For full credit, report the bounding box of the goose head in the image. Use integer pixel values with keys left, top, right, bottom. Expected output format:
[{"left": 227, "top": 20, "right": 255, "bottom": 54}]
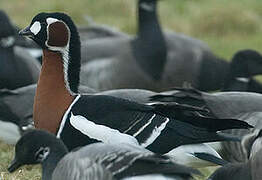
[
  {"left": 231, "top": 49, "right": 262, "bottom": 79},
  {"left": 19, "top": 12, "right": 81, "bottom": 95},
  {"left": 8, "top": 130, "right": 67, "bottom": 174},
  {"left": 19, "top": 12, "right": 78, "bottom": 51}
]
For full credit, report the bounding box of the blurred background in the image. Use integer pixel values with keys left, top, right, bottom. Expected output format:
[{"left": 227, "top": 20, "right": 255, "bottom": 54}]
[
  {"left": 0, "top": 0, "right": 262, "bottom": 179},
  {"left": 1, "top": 0, "right": 262, "bottom": 59}
]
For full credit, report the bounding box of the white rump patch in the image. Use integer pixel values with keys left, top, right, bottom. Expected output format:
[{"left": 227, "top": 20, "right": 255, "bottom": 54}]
[
  {"left": 30, "top": 21, "right": 41, "bottom": 35},
  {"left": 141, "top": 118, "right": 169, "bottom": 147},
  {"left": 70, "top": 113, "right": 139, "bottom": 145},
  {"left": 140, "top": 2, "right": 154, "bottom": 12},
  {"left": 46, "top": 17, "right": 59, "bottom": 25}
]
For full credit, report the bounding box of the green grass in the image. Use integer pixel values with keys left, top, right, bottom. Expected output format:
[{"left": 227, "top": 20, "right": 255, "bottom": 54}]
[{"left": 0, "top": 0, "right": 261, "bottom": 179}]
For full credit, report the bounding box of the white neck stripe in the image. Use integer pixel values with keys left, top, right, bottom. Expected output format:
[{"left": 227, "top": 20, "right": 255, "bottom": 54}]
[{"left": 56, "top": 94, "right": 81, "bottom": 138}]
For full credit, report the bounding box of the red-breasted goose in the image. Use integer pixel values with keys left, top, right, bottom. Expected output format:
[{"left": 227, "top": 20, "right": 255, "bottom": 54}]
[
  {"left": 19, "top": 12, "right": 252, "bottom": 154},
  {"left": 8, "top": 130, "right": 200, "bottom": 180},
  {"left": 223, "top": 49, "right": 262, "bottom": 93},
  {"left": 80, "top": 0, "right": 229, "bottom": 91},
  {"left": 0, "top": 84, "right": 226, "bottom": 167},
  {"left": 0, "top": 10, "right": 40, "bottom": 89}
]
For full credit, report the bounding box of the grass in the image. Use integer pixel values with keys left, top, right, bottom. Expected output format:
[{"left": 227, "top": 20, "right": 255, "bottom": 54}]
[{"left": 0, "top": 0, "right": 261, "bottom": 179}]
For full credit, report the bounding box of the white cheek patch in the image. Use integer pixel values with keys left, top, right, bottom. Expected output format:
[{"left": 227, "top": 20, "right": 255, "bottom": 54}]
[
  {"left": 46, "top": 17, "right": 59, "bottom": 25},
  {"left": 30, "top": 21, "right": 41, "bottom": 35}
]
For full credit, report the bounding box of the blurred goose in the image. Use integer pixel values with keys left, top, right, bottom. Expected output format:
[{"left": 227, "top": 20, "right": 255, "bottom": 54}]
[
  {"left": 79, "top": 15, "right": 129, "bottom": 41},
  {"left": 150, "top": 88, "right": 262, "bottom": 163},
  {"left": 0, "top": 10, "right": 40, "bottom": 89},
  {"left": 150, "top": 87, "right": 262, "bottom": 119},
  {"left": 8, "top": 130, "right": 200, "bottom": 180},
  {"left": 80, "top": 0, "right": 228, "bottom": 91},
  {"left": 223, "top": 49, "right": 262, "bottom": 93},
  {"left": 208, "top": 130, "right": 262, "bottom": 180},
  {"left": 19, "top": 12, "right": 252, "bottom": 161}
]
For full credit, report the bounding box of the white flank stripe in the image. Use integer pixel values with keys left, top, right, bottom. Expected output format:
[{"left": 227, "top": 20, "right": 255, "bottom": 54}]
[
  {"left": 133, "top": 114, "right": 156, "bottom": 137},
  {"left": 56, "top": 95, "right": 81, "bottom": 138},
  {"left": 70, "top": 113, "right": 139, "bottom": 146},
  {"left": 141, "top": 118, "right": 170, "bottom": 147}
]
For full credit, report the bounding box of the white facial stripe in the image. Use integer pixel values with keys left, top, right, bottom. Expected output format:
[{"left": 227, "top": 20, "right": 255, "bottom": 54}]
[
  {"left": 70, "top": 113, "right": 139, "bottom": 145},
  {"left": 30, "top": 21, "right": 41, "bottom": 35},
  {"left": 46, "top": 17, "right": 59, "bottom": 25},
  {"left": 140, "top": 2, "right": 154, "bottom": 12}
]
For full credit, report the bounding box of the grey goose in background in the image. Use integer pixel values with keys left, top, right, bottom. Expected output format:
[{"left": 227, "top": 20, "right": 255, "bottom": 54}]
[
  {"left": 208, "top": 129, "right": 262, "bottom": 180},
  {"left": 0, "top": 10, "right": 40, "bottom": 89},
  {"left": 78, "top": 14, "right": 129, "bottom": 41},
  {"left": 223, "top": 49, "right": 262, "bottom": 93},
  {"left": 8, "top": 130, "right": 200, "bottom": 180},
  {"left": 150, "top": 88, "right": 262, "bottom": 163},
  {"left": 80, "top": 0, "right": 229, "bottom": 92}
]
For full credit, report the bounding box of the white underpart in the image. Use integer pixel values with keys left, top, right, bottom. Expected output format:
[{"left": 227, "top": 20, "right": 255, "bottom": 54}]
[
  {"left": 133, "top": 114, "right": 156, "bottom": 137},
  {"left": 0, "top": 120, "right": 20, "bottom": 144},
  {"left": 70, "top": 113, "right": 139, "bottom": 145},
  {"left": 0, "top": 36, "right": 15, "bottom": 47},
  {"left": 57, "top": 95, "right": 81, "bottom": 138},
  {"left": 141, "top": 118, "right": 169, "bottom": 147},
  {"left": 166, "top": 143, "right": 222, "bottom": 168},
  {"left": 30, "top": 21, "right": 41, "bottom": 35},
  {"left": 122, "top": 174, "right": 175, "bottom": 180},
  {"left": 45, "top": 18, "right": 75, "bottom": 95},
  {"left": 140, "top": 2, "right": 154, "bottom": 12},
  {"left": 236, "top": 77, "right": 250, "bottom": 83}
]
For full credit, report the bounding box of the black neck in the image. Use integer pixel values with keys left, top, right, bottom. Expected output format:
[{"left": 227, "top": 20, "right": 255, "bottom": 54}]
[
  {"left": 132, "top": 0, "right": 167, "bottom": 80},
  {"left": 59, "top": 14, "right": 81, "bottom": 95},
  {"left": 42, "top": 145, "right": 68, "bottom": 180},
  {"left": 137, "top": 0, "right": 162, "bottom": 40},
  {"left": 223, "top": 56, "right": 250, "bottom": 91}
]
